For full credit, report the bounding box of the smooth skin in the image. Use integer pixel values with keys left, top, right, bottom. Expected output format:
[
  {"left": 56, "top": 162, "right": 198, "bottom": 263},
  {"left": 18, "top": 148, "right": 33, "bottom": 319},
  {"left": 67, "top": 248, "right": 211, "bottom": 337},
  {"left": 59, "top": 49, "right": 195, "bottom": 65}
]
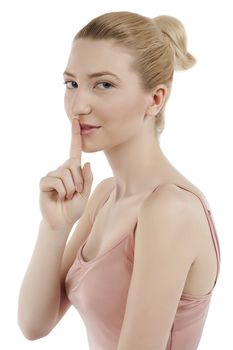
[
  {"left": 18, "top": 117, "right": 96, "bottom": 339},
  {"left": 63, "top": 38, "right": 186, "bottom": 204},
  {"left": 18, "top": 38, "right": 217, "bottom": 345},
  {"left": 39, "top": 118, "right": 93, "bottom": 229}
]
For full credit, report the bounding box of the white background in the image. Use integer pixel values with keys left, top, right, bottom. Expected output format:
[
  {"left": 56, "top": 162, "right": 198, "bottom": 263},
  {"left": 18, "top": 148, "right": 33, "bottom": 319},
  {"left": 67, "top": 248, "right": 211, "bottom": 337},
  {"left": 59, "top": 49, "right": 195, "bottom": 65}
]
[{"left": 0, "top": 0, "right": 231, "bottom": 349}]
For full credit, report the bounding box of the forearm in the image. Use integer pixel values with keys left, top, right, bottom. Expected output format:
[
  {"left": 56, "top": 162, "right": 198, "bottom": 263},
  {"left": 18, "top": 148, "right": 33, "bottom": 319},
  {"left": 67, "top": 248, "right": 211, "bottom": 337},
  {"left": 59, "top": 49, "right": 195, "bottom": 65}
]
[{"left": 17, "top": 220, "right": 72, "bottom": 339}]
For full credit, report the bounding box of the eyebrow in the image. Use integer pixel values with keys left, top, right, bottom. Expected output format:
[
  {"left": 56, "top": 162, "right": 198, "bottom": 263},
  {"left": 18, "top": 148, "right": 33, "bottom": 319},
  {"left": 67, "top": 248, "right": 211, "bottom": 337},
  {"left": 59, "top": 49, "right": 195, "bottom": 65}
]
[{"left": 63, "top": 70, "right": 121, "bottom": 82}]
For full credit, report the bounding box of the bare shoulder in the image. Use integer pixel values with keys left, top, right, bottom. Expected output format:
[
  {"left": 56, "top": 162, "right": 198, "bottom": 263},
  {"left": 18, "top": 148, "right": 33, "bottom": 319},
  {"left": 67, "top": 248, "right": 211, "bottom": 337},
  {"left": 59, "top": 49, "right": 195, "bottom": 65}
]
[
  {"left": 142, "top": 183, "right": 207, "bottom": 217},
  {"left": 89, "top": 176, "right": 115, "bottom": 222},
  {"left": 136, "top": 183, "right": 202, "bottom": 260},
  {"left": 138, "top": 183, "right": 206, "bottom": 247},
  {"left": 141, "top": 183, "right": 193, "bottom": 211}
]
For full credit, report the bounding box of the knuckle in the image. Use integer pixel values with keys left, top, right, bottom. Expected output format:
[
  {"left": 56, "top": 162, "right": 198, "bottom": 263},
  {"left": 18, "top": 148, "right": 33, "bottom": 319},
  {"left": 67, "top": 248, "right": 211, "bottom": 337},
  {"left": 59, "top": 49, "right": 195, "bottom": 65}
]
[
  {"left": 54, "top": 177, "right": 61, "bottom": 184},
  {"left": 61, "top": 168, "right": 71, "bottom": 176},
  {"left": 40, "top": 176, "right": 49, "bottom": 186},
  {"left": 69, "top": 165, "right": 82, "bottom": 183},
  {"left": 57, "top": 159, "right": 70, "bottom": 170},
  {"left": 58, "top": 184, "right": 66, "bottom": 199}
]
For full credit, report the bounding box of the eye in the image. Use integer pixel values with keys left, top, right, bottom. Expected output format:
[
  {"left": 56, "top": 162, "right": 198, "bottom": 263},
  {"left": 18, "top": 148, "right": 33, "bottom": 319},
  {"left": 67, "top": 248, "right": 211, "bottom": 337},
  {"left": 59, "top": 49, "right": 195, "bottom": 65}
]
[
  {"left": 63, "top": 81, "right": 77, "bottom": 89},
  {"left": 63, "top": 80, "right": 114, "bottom": 90},
  {"left": 95, "top": 81, "right": 114, "bottom": 90}
]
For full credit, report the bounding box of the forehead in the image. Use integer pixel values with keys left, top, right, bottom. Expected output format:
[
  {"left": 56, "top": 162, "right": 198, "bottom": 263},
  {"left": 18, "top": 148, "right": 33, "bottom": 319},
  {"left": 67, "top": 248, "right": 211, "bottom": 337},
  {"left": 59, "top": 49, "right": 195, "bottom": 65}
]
[{"left": 66, "top": 39, "right": 135, "bottom": 77}]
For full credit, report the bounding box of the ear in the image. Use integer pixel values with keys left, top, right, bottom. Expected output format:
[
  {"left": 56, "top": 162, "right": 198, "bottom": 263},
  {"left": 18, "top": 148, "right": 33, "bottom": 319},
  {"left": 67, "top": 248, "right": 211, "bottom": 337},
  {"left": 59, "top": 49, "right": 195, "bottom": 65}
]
[{"left": 145, "top": 84, "right": 169, "bottom": 117}]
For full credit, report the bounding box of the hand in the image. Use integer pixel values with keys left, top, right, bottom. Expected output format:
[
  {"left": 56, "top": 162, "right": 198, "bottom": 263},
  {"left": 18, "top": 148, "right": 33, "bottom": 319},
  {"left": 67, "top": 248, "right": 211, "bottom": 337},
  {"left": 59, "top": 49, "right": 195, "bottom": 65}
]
[{"left": 39, "top": 118, "right": 93, "bottom": 230}]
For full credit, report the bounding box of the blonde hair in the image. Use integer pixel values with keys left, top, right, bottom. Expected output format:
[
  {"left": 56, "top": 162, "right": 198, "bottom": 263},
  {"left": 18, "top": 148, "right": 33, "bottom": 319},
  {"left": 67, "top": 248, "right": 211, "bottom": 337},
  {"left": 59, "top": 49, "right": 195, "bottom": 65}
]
[{"left": 73, "top": 11, "right": 196, "bottom": 139}]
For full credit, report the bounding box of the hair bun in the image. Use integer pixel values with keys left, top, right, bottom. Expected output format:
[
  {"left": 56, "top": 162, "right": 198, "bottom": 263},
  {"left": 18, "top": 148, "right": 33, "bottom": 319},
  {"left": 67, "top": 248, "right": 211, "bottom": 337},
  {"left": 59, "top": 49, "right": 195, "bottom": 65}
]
[{"left": 153, "top": 15, "right": 197, "bottom": 71}]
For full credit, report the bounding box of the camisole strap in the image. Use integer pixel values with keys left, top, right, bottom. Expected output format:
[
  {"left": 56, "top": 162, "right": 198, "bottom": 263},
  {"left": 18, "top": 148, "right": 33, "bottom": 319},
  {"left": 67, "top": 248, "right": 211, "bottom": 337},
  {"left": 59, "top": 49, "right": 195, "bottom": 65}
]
[
  {"left": 92, "top": 181, "right": 221, "bottom": 287},
  {"left": 154, "top": 183, "right": 221, "bottom": 286}
]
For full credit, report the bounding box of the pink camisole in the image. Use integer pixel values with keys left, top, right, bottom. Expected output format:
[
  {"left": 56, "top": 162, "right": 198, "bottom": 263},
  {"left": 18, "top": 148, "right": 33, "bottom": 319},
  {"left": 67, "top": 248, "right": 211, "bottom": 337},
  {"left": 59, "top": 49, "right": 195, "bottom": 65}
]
[{"left": 65, "top": 183, "right": 221, "bottom": 350}]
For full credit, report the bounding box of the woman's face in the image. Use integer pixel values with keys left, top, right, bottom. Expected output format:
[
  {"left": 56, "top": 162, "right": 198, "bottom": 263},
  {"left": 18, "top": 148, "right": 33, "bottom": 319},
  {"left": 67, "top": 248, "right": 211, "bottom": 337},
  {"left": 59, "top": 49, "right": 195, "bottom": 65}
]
[{"left": 63, "top": 38, "right": 156, "bottom": 152}]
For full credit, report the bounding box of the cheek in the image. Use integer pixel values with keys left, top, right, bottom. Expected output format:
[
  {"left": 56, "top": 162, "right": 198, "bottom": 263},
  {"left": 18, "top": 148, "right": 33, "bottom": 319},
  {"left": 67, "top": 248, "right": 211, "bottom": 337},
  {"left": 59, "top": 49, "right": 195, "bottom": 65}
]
[
  {"left": 112, "top": 97, "right": 145, "bottom": 126},
  {"left": 107, "top": 104, "right": 142, "bottom": 140}
]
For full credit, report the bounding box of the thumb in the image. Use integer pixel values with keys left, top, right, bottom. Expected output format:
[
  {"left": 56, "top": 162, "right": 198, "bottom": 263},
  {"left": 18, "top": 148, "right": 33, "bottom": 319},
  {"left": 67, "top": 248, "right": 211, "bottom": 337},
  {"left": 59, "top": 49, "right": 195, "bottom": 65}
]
[{"left": 82, "top": 162, "right": 93, "bottom": 194}]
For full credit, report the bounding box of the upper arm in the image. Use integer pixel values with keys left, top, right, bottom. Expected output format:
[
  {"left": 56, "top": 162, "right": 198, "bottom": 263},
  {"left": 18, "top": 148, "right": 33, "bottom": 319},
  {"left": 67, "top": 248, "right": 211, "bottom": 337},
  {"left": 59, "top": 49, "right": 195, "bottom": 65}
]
[
  {"left": 52, "top": 177, "right": 115, "bottom": 329},
  {"left": 117, "top": 184, "right": 199, "bottom": 350}
]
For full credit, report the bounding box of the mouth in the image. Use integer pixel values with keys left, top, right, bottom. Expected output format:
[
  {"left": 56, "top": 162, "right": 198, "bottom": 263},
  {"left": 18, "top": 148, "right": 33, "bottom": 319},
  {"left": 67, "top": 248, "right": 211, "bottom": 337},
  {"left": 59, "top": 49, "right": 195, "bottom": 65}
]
[
  {"left": 80, "top": 124, "right": 101, "bottom": 130},
  {"left": 80, "top": 126, "right": 101, "bottom": 135}
]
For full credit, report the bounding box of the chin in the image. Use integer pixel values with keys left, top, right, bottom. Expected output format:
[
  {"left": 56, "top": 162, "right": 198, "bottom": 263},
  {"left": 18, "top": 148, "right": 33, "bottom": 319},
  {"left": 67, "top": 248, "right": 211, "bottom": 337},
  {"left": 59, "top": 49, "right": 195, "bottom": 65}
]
[{"left": 81, "top": 143, "right": 103, "bottom": 153}]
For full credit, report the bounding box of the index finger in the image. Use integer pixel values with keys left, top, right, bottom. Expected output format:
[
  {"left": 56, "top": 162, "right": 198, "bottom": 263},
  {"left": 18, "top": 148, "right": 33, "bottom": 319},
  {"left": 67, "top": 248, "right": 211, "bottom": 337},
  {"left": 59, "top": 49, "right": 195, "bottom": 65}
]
[{"left": 70, "top": 118, "right": 82, "bottom": 161}]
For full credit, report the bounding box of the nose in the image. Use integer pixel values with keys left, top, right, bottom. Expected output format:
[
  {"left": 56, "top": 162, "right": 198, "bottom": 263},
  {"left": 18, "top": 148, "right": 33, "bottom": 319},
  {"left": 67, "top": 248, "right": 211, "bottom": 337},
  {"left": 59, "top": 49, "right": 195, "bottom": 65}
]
[{"left": 72, "top": 88, "right": 92, "bottom": 115}]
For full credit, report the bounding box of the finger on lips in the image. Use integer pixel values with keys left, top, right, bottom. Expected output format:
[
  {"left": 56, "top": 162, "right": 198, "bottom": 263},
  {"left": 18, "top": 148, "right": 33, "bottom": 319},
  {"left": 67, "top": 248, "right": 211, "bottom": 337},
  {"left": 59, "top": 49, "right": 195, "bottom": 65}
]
[{"left": 70, "top": 118, "right": 82, "bottom": 160}]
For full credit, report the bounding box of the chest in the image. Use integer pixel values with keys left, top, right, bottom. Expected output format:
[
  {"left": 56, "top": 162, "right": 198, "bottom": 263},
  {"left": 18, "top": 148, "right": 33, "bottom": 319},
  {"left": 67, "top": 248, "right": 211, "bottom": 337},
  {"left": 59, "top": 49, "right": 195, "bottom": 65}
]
[
  {"left": 82, "top": 198, "right": 141, "bottom": 262},
  {"left": 81, "top": 189, "right": 218, "bottom": 296}
]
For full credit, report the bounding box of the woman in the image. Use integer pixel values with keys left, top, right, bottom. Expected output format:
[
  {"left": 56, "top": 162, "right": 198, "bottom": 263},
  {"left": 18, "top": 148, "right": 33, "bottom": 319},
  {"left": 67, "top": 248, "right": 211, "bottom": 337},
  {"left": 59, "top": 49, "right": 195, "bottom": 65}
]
[{"left": 18, "top": 11, "right": 221, "bottom": 350}]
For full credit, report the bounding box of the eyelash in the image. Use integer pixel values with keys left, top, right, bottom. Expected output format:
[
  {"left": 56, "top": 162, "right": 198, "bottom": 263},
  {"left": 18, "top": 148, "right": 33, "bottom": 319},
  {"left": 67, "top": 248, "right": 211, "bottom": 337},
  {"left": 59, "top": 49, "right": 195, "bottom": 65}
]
[{"left": 63, "top": 80, "right": 114, "bottom": 90}]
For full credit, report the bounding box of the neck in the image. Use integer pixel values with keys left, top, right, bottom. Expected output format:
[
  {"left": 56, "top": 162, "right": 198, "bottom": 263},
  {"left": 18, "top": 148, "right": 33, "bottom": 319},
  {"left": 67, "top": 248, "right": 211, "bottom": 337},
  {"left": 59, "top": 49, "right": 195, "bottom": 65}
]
[{"left": 104, "top": 131, "right": 176, "bottom": 202}]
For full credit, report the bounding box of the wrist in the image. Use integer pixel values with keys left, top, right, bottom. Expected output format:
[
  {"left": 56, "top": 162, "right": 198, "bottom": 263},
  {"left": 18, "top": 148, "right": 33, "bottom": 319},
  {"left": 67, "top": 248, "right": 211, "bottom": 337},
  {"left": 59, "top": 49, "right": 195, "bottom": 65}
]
[{"left": 39, "top": 219, "right": 73, "bottom": 235}]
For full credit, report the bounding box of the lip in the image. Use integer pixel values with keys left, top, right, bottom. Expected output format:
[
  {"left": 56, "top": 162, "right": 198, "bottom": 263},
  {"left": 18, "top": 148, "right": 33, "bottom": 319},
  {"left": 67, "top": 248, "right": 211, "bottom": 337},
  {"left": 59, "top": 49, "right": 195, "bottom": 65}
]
[
  {"left": 81, "top": 126, "right": 101, "bottom": 136},
  {"left": 80, "top": 123, "right": 101, "bottom": 129}
]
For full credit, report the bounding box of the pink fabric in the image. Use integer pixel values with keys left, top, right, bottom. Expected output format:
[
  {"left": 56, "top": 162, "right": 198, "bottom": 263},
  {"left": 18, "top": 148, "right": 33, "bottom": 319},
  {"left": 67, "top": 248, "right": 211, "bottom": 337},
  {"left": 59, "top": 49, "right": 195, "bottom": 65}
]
[{"left": 65, "top": 184, "right": 221, "bottom": 350}]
